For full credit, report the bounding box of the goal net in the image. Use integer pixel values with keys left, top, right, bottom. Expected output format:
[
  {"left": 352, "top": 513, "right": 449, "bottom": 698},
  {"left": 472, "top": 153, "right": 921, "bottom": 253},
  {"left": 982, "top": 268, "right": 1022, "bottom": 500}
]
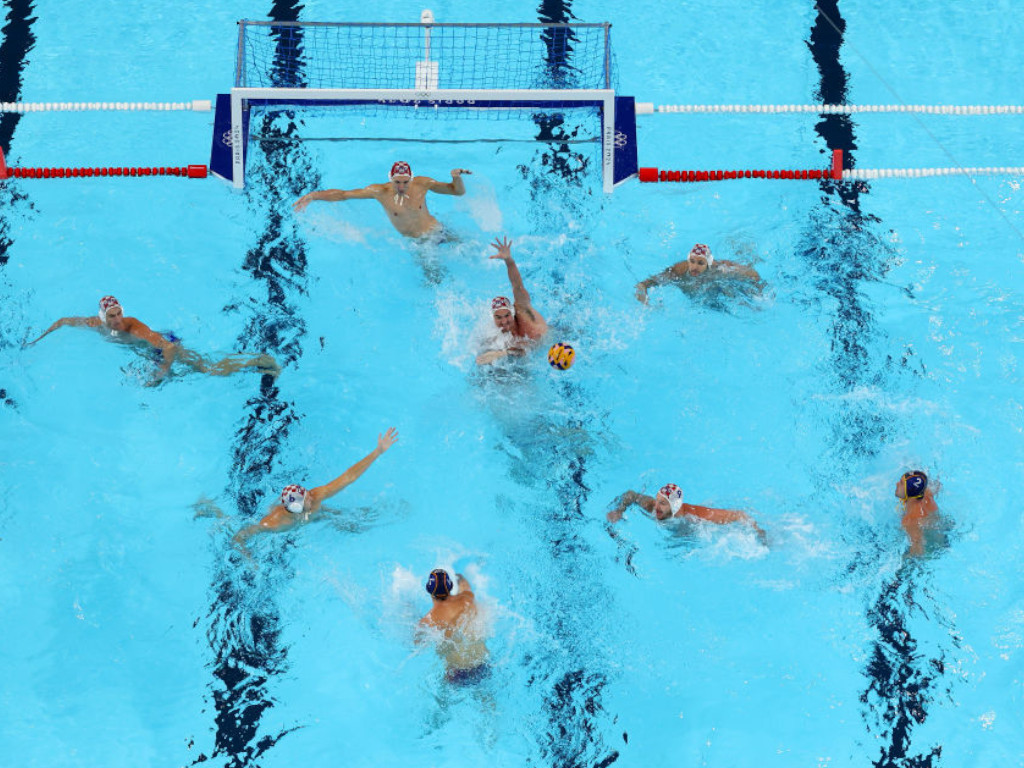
[{"left": 220, "top": 17, "right": 632, "bottom": 191}]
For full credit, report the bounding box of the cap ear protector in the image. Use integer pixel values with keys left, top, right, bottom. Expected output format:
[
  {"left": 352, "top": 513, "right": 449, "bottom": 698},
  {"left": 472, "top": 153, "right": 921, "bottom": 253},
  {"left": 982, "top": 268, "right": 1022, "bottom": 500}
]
[{"left": 426, "top": 568, "right": 453, "bottom": 598}]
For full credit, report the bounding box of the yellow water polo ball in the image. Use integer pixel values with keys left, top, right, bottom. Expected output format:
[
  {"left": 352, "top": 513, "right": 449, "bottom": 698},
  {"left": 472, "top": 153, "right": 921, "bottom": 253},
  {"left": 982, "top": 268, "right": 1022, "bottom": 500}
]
[{"left": 547, "top": 342, "right": 576, "bottom": 370}]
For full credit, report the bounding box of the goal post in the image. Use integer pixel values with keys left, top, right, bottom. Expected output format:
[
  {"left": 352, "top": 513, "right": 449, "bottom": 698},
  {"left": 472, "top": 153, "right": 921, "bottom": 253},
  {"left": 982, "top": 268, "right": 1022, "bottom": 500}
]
[{"left": 216, "top": 16, "right": 635, "bottom": 192}]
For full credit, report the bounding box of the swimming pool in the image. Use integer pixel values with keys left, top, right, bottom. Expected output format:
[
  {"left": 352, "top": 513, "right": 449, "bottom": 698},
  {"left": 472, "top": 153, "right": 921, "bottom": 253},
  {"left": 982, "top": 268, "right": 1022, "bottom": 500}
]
[{"left": 2, "top": 0, "right": 1023, "bottom": 766}]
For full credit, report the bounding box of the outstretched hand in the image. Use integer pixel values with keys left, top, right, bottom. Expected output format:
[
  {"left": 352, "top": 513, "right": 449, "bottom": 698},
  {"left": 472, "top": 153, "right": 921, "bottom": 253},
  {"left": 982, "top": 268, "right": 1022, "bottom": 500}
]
[
  {"left": 292, "top": 193, "right": 315, "bottom": 213},
  {"left": 377, "top": 427, "right": 399, "bottom": 454},
  {"left": 451, "top": 168, "right": 473, "bottom": 177},
  {"left": 489, "top": 236, "right": 513, "bottom": 262},
  {"left": 634, "top": 283, "right": 649, "bottom": 304},
  {"left": 607, "top": 508, "right": 624, "bottom": 523}
]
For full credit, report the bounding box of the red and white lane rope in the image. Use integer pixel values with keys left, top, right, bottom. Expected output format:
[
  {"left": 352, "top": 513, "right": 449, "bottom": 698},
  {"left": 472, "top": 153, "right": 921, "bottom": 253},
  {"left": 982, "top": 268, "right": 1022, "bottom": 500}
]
[
  {"left": 639, "top": 151, "right": 1024, "bottom": 183},
  {"left": 637, "top": 103, "right": 1024, "bottom": 115},
  {"left": 0, "top": 100, "right": 212, "bottom": 112}
]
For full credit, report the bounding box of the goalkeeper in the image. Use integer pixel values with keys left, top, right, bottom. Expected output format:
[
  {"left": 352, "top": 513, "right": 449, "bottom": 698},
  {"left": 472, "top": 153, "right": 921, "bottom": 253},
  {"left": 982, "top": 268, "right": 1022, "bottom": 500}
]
[{"left": 293, "top": 161, "right": 471, "bottom": 239}]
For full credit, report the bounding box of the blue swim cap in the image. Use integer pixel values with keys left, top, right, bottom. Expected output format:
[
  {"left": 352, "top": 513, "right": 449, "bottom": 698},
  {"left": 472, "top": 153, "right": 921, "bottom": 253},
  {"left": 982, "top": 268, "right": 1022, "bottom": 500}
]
[
  {"left": 426, "top": 569, "right": 453, "bottom": 598},
  {"left": 903, "top": 471, "right": 927, "bottom": 499}
]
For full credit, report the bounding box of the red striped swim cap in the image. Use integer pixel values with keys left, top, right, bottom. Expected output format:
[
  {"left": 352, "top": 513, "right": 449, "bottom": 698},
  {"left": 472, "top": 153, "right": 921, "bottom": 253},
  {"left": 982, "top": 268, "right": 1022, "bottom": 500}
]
[{"left": 389, "top": 161, "right": 412, "bottom": 180}]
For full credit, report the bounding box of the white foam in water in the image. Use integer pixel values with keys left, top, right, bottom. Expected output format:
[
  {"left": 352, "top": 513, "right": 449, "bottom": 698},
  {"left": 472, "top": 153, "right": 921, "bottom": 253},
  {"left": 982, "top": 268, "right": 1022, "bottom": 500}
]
[
  {"left": 380, "top": 564, "right": 425, "bottom": 641},
  {"left": 456, "top": 175, "right": 503, "bottom": 233},
  {"left": 433, "top": 289, "right": 512, "bottom": 370},
  {"left": 300, "top": 209, "right": 376, "bottom": 246}
]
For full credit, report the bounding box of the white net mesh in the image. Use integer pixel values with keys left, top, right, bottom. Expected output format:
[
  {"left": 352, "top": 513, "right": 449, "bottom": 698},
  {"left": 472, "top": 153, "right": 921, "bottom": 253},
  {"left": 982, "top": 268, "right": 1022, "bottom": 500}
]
[{"left": 236, "top": 21, "right": 614, "bottom": 91}]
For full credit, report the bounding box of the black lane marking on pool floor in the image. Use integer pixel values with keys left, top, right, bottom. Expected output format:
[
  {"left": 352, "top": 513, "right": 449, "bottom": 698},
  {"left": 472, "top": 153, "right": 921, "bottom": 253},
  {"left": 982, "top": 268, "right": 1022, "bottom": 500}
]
[
  {"left": 192, "top": 1, "right": 317, "bottom": 765},
  {"left": 485, "top": 4, "right": 620, "bottom": 767},
  {"left": 808, "top": 4, "right": 951, "bottom": 767},
  {"left": 0, "top": 0, "right": 36, "bottom": 410},
  {"left": 520, "top": 0, "right": 592, "bottom": 188},
  {"left": 0, "top": 0, "right": 35, "bottom": 159}
]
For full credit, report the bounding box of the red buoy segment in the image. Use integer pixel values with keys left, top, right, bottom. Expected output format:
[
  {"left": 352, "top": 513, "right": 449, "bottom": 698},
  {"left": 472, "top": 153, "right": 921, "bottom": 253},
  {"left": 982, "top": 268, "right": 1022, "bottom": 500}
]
[
  {"left": 639, "top": 150, "right": 847, "bottom": 184},
  {"left": 1, "top": 161, "right": 209, "bottom": 180}
]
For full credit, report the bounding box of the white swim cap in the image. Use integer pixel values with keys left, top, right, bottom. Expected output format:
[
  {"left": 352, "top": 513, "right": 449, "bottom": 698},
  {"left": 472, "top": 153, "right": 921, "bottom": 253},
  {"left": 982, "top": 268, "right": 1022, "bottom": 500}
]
[
  {"left": 689, "top": 244, "right": 713, "bottom": 267},
  {"left": 98, "top": 295, "right": 122, "bottom": 322},
  {"left": 280, "top": 484, "right": 308, "bottom": 514},
  {"left": 657, "top": 483, "right": 684, "bottom": 515}
]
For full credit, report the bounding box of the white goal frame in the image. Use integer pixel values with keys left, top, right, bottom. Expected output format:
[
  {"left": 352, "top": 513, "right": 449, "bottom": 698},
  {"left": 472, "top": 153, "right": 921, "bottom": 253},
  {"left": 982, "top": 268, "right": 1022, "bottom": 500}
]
[{"left": 230, "top": 87, "right": 617, "bottom": 192}]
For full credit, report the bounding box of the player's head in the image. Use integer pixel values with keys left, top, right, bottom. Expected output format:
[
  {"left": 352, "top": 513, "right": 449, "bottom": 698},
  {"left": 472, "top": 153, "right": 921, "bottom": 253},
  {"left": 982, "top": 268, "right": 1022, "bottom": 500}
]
[
  {"left": 491, "top": 296, "right": 515, "bottom": 332},
  {"left": 426, "top": 568, "right": 453, "bottom": 599},
  {"left": 98, "top": 295, "right": 126, "bottom": 330},
  {"left": 654, "top": 483, "right": 683, "bottom": 520},
  {"left": 280, "top": 484, "right": 309, "bottom": 514},
  {"left": 896, "top": 471, "right": 927, "bottom": 501},
  {"left": 389, "top": 161, "right": 413, "bottom": 191},
  {"left": 686, "top": 244, "right": 714, "bottom": 275}
]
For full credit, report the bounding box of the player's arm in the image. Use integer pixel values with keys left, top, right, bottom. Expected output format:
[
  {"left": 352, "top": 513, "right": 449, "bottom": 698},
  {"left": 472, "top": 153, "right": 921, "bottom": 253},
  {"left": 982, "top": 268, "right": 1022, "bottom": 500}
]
[
  {"left": 293, "top": 185, "right": 380, "bottom": 211},
  {"left": 475, "top": 346, "right": 527, "bottom": 366},
  {"left": 26, "top": 316, "right": 99, "bottom": 345},
  {"left": 231, "top": 523, "right": 266, "bottom": 559},
  {"left": 901, "top": 514, "right": 926, "bottom": 557},
  {"left": 489, "top": 237, "right": 541, "bottom": 318},
  {"left": 607, "top": 490, "right": 653, "bottom": 522},
  {"left": 635, "top": 268, "right": 678, "bottom": 303},
  {"left": 127, "top": 319, "right": 178, "bottom": 377},
  {"left": 682, "top": 503, "right": 749, "bottom": 525},
  {"left": 455, "top": 573, "right": 473, "bottom": 597},
  {"left": 307, "top": 428, "right": 399, "bottom": 505},
  {"left": 718, "top": 259, "right": 761, "bottom": 281},
  {"left": 425, "top": 168, "right": 471, "bottom": 196}
]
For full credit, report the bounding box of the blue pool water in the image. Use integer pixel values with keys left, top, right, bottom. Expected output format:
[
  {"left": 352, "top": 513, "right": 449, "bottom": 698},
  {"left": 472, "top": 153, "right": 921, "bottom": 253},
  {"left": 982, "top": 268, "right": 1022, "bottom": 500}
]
[{"left": 2, "top": 1, "right": 1023, "bottom": 767}]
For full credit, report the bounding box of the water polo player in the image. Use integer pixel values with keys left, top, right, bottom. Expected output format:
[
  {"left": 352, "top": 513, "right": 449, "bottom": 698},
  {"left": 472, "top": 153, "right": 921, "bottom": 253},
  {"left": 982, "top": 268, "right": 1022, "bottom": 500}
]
[
  {"left": 293, "top": 161, "right": 471, "bottom": 239},
  {"left": 635, "top": 243, "right": 761, "bottom": 303},
  {"left": 476, "top": 236, "right": 549, "bottom": 365},
  {"left": 895, "top": 470, "right": 940, "bottom": 557},
  {"left": 232, "top": 427, "right": 398, "bottom": 557},
  {"left": 28, "top": 295, "right": 280, "bottom": 384},
  {"left": 418, "top": 568, "right": 490, "bottom": 686},
  {"left": 607, "top": 482, "right": 766, "bottom": 541}
]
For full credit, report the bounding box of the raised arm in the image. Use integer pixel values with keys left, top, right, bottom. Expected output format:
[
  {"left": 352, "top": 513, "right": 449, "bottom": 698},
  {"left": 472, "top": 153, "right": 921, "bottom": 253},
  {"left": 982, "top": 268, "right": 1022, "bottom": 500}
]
[
  {"left": 26, "top": 316, "right": 99, "bottom": 345},
  {"left": 490, "top": 237, "right": 534, "bottom": 308},
  {"left": 308, "top": 427, "right": 399, "bottom": 505},
  {"left": 293, "top": 185, "right": 380, "bottom": 212},
  {"left": 425, "top": 168, "right": 472, "bottom": 196}
]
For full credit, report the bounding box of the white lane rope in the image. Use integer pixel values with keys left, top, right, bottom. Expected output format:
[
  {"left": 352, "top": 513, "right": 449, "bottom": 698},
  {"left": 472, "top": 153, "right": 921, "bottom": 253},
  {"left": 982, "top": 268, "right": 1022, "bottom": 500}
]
[
  {"left": 637, "top": 103, "right": 1024, "bottom": 115},
  {"left": 0, "top": 100, "right": 212, "bottom": 112}
]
